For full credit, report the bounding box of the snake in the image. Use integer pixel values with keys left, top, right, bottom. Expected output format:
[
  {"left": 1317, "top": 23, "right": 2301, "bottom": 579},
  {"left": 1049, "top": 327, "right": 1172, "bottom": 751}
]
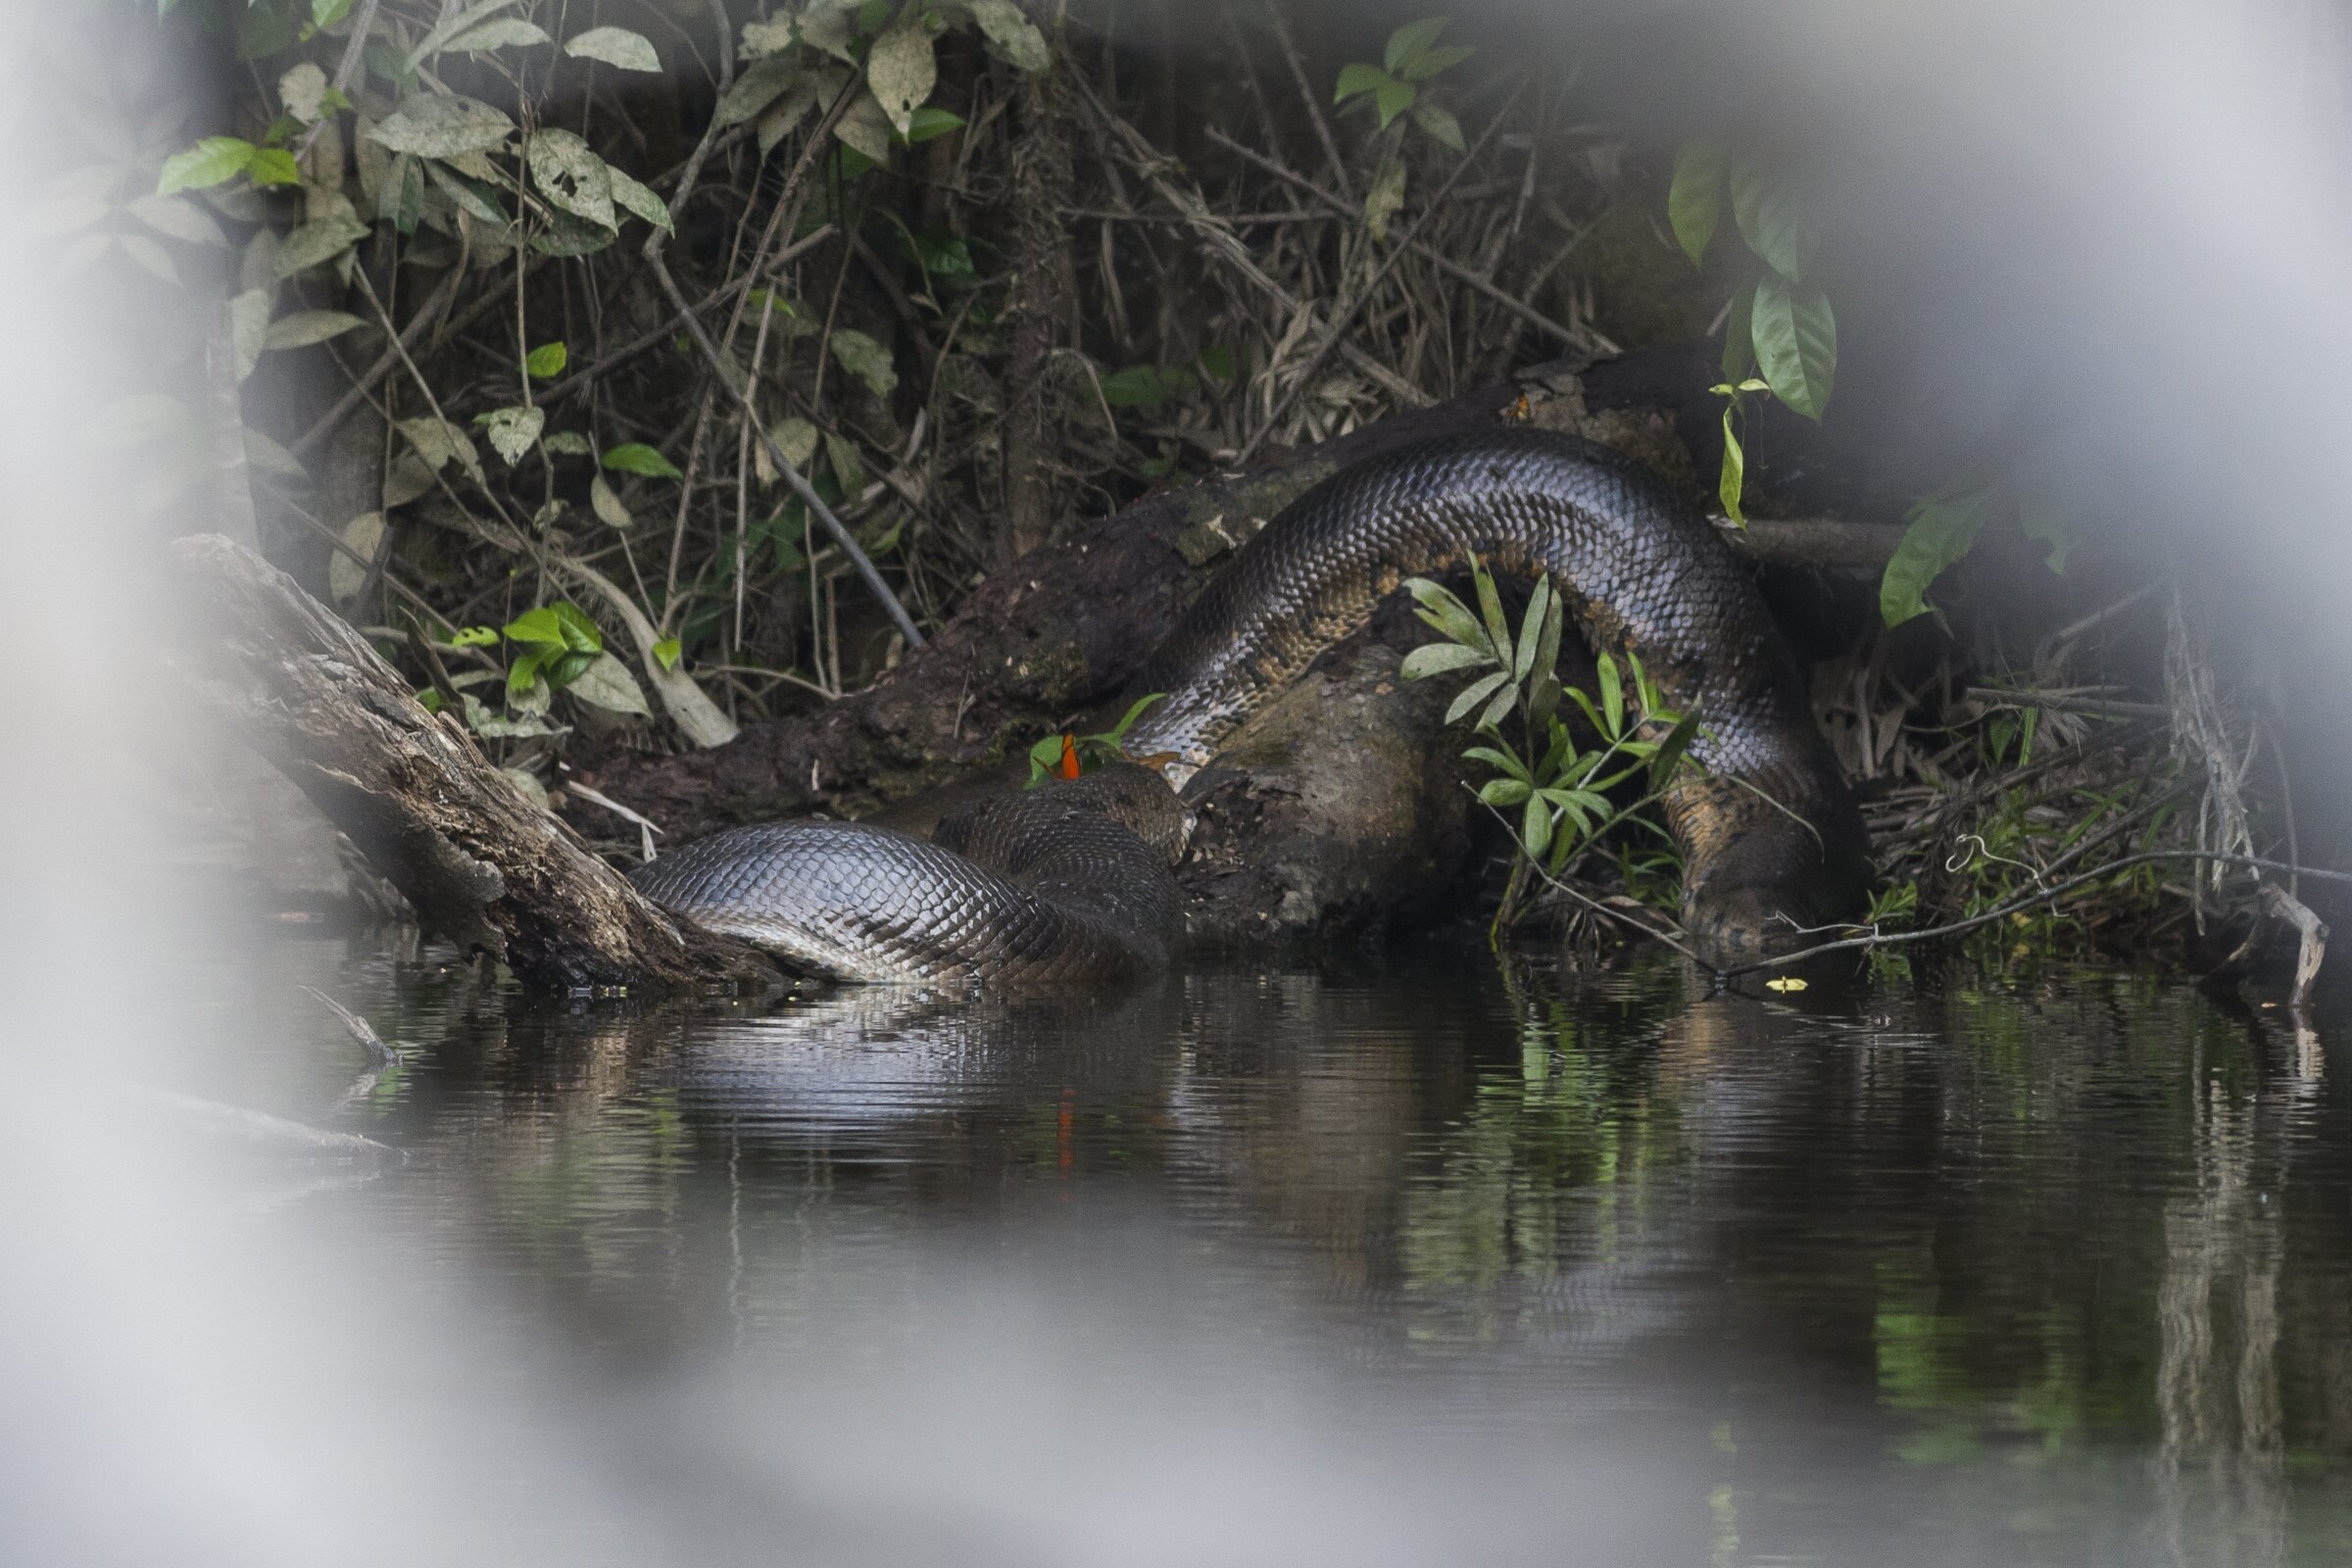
[{"left": 630, "top": 427, "right": 1871, "bottom": 982}]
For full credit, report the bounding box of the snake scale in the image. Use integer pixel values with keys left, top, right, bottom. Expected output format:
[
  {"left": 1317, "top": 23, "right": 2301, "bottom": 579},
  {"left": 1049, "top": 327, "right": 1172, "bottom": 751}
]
[{"left": 631, "top": 428, "right": 1871, "bottom": 981}]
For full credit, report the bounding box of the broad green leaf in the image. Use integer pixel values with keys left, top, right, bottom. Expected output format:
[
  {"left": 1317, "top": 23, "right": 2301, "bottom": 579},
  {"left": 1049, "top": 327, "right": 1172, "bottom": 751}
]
[
  {"left": 1749, "top": 272, "right": 1836, "bottom": 420},
  {"left": 367, "top": 95, "right": 515, "bottom": 159},
  {"left": 446, "top": 18, "right": 551, "bottom": 53},
  {"left": 1373, "top": 78, "right": 1417, "bottom": 129},
  {"left": 757, "top": 71, "right": 827, "bottom": 155},
  {"left": 1668, "top": 137, "right": 1725, "bottom": 267},
  {"left": 1445, "top": 669, "right": 1511, "bottom": 726},
  {"left": 865, "top": 17, "right": 936, "bottom": 136},
  {"left": 1399, "top": 43, "right": 1472, "bottom": 81},
  {"left": 542, "top": 432, "right": 591, "bottom": 456},
  {"left": 715, "top": 54, "right": 801, "bottom": 127},
  {"left": 1648, "top": 709, "right": 1704, "bottom": 793},
  {"left": 476, "top": 405, "right": 544, "bottom": 466},
  {"left": 424, "top": 161, "right": 507, "bottom": 223},
  {"left": 828, "top": 328, "right": 898, "bottom": 399},
  {"left": 246, "top": 148, "right": 301, "bottom": 187},
  {"left": 273, "top": 214, "right": 368, "bottom": 277},
  {"left": 527, "top": 128, "right": 616, "bottom": 229},
  {"left": 503, "top": 609, "right": 564, "bottom": 649},
  {"left": 1479, "top": 778, "right": 1532, "bottom": 807},
  {"left": 451, "top": 626, "right": 501, "bottom": 648},
  {"left": 525, "top": 341, "right": 567, "bottom": 378},
  {"left": 1880, "top": 482, "right": 1992, "bottom": 627},
  {"left": 279, "top": 62, "right": 329, "bottom": 123},
  {"left": 833, "top": 90, "right": 896, "bottom": 165},
  {"left": 1471, "top": 561, "right": 1510, "bottom": 650},
  {"left": 1729, "top": 151, "right": 1817, "bottom": 280},
  {"left": 1409, "top": 102, "right": 1464, "bottom": 153},
  {"left": 406, "top": 0, "right": 521, "bottom": 65},
  {"left": 564, "top": 25, "right": 662, "bottom": 73},
  {"left": 589, "top": 473, "right": 633, "bottom": 528},
  {"left": 120, "top": 234, "right": 176, "bottom": 283},
  {"left": 264, "top": 310, "right": 368, "bottom": 350},
  {"left": 1477, "top": 680, "right": 1518, "bottom": 732},
  {"left": 397, "top": 416, "right": 485, "bottom": 483},
  {"left": 1400, "top": 642, "right": 1491, "bottom": 680},
  {"left": 226, "top": 287, "right": 271, "bottom": 383},
  {"left": 823, "top": 429, "right": 865, "bottom": 497},
  {"left": 603, "top": 442, "right": 683, "bottom": 479},
  {"left": 158, "top": 137, "right": 255, "bottom": 195},
  {"left": 1409, "top": 594, "right": 1489, "bottom": 657},
  {"left": 606, "top": 166, "right": 673, "bottom": 233},
  {"left": 1334, "top": 62, "right": 1390, "bottom": 104},
  {"left": 549, "top": 601, "right": 604, "bottom": 654},
  {"left": 902, "top": 106, "right": 966, "bottom": 144},
  {"left": 652, "top": 638, "right": 682, "bottom": 671},
  {"left": 968, "top": 0, "right": 1051, "bottom": 72},
  {"left": 565, "top": 653, "right": 651, "bottom": 716},
  {"left": 768, "top": 416, "right": 820, "bottom": 472},
  {"left": 1386, "top": 18, "right": 1449, "bottom": 74},
  {"left": 328, "top": 511, "right": 384, "bottom": 603}
]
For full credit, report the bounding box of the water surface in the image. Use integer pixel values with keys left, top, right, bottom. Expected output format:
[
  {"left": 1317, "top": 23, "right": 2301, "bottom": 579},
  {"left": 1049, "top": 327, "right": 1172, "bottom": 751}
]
[{"left": 206, "top": 940, "right": 2352, "bottom": 1566}]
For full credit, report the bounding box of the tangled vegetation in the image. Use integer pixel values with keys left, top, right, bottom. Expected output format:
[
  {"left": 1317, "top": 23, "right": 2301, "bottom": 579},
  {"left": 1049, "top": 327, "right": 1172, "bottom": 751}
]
[{"left": 67, "top": 0, "right": 2324, "bottom": 980}]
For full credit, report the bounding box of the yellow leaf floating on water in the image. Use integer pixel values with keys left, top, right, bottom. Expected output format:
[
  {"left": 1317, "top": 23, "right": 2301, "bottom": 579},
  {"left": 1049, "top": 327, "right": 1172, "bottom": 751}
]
[{"left": 1765, "top": 976, "right": 1807, "bottom": 993}]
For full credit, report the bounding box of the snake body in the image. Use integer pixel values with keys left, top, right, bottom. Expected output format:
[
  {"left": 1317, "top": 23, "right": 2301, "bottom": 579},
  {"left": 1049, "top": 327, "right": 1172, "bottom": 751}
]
[{"left": 633, "top": 428, "right": 1870, "bottom": 980}]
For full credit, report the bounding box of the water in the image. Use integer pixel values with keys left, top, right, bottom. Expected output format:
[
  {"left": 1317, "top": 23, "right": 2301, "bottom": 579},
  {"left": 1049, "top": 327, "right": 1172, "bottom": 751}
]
[{"left": 189, "top": 939, "right": 2352, "bottom": 1566}]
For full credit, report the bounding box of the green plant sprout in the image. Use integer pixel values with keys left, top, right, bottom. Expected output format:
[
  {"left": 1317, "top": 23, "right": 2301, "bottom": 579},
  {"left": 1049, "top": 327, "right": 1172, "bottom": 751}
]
[{"left": 1400, "top": 558, "right": 1703, "bottom": 937}]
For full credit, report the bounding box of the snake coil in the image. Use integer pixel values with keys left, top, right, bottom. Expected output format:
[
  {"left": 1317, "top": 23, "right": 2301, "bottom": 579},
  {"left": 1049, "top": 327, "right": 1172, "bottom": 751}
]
[{"left": 632, "top": 428, "right": 1870, "bottom": 980}]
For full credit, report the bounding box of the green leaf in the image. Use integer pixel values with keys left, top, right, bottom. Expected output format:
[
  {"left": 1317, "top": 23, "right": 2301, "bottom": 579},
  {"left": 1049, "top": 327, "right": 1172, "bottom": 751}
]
[
  {"left": 446, "top": 18, "right": 551, "bottom": 53},
  {"left": 1523, "top": 794, "right": 1553, "bottom": 859},
  {"left": 502, "top": 608, "right": 565, "bottom": 650},
  {"left": 451, "top": 625, "right": 501, "bottom": 648},
  {"left": 564, "top": 24, "right": 662, "bottom": 73},
  {"left": 424, "top": 160, "right": 507, "bottom": 223},
  {"left": 606, "top": 166, "right": 673, "bottom": 234},
  {"left": 1386, "top": 18, "right": 1450, "bottom": 74},
  {"left": 1373, "top": 78, "right": 1417, "bottom": 129},
  {"left": 1880, "top": 482, "right": 1993, "bottom": 627},
  {"left": 1198, "top": 344, "right": 1237, "bottom": 382},
  {"left": 246, "top": 148, "right": 301, "bottom": 187},
  {"left": 1669, "top": 137, "right": 1726, "bottom": 268},
  {"left": 1445, "top": 669, "right": 1511, "bottom": 726},
  {"left": 865, "top": 17, "right": 937, "bottom": 137},
  {"left": 715, "top": 54, "right": 802, "bottom": 127},
  {"left": 273, "top": 214, "right": 369, "bottom": 277},
  {"left": 1398, "top": 44, "right": 1472, "bottom": 81},
  {"left": 366, "top": 95, "right": 515, "bottom": 159},
  {"left": 1596, "top": 653, "right": 1624, "bottom": 737},
  {"left": 901, "top": 106, "right": 966, "bottom": 144},
  {"left": 1471, "top": 560, "right": 1510, "bottom": 651},
  {"left": 1749, "top": 272, "right": 1836, "bottom": 421},
  {"left": 1479, "top": 778, "right": 1532, "bottom": 807},
  {"left": 527, "top": 127, "right": 616, "bottom": 230},
  {"left": 158, "top": 137, "right": 257, "bottom": 195},
  {"left": 967, "top": 0, "right": 1051, "bottom": 73},
  {"left": 564, "top": 652, "right": 651, "bottom": 716},
  {"left": 1514, "top": 576, "right": 1551, "bottom": 681},
  {"left": 507, "top": 649, "right": 546, "bottom": 699},
  {"left": 1477, "top": 680, "right": 1518, "bottom": 732},
  {"left": 1400, "top": 642, "right": 1492, "bottom": 680},
  {"left": 1098, "top": 692, "right": 1167, "bottom": 745},
  {"left": 1462, "top": 745, "right": 1530, "bottom": 782},
  {"left": 828, "top": 328, "right": 898, "bottom": 399},
  {"left": 525, "top": 341, "right": 567, "bottom": 378},
  {"left": 475, "top": 405, "right": 544, "bottom": 466},
  {"left": 548, "top": 601, "right": 604, "bottom": 654},
  {"left": 652, "top": 637, "right": 682, "bottom": 671},
  {"left": 1334, "top": 62, "right": 1390, "bottom": 104},
  {"left": 1718, "top": 402, "right": 1748, "bottom": 523},
  {"left": 603, "top": 442, "right": 683, "bottom": 479},
  {"left": 1729, "top": 151, "right": 1818, "bottom": 280},
  {"left": 263, "top": 310, "right": 368, "bottom": 350},
  {"left": 1409, "top": 102, "right": 1464, "bottom": 152}
]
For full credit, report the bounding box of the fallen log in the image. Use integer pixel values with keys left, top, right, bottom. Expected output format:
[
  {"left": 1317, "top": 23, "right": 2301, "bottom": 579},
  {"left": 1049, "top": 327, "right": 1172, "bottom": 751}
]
[{"left": 171, "top": 534, "right": 780, "bottom": 993}]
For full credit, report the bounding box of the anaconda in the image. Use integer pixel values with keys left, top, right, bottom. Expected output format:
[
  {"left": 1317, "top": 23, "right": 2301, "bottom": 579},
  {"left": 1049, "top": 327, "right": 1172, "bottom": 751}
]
[{"left": 630, "top": 427, "right": 1871, "bottom": 979}]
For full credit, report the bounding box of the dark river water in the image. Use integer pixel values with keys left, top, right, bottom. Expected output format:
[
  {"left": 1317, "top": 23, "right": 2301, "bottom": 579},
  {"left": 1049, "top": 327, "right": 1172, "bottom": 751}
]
[{"left": 208, "top": 937, "right": 2352, "bottom": 1566}]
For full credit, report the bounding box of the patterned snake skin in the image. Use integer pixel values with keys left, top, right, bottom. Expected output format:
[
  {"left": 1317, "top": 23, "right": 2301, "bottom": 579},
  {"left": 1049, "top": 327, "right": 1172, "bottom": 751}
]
[{"left": 633, "top": 427, "right": 1870, "bottom": 980}]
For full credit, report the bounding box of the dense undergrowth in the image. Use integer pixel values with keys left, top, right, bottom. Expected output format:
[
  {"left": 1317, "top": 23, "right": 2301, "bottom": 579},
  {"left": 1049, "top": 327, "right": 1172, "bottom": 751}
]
[{"left": 63, "top": 0, "right": 2320, "bottom": 977}]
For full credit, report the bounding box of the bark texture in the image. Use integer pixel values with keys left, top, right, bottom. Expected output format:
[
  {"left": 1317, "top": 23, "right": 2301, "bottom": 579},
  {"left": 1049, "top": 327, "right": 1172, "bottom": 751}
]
[{"left": 172, "top": 534, "right": 778, "bottom": 993}]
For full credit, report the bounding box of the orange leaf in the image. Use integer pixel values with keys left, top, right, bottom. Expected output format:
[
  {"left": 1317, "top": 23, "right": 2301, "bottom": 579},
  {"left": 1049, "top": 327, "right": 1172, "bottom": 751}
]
[{"left": 1056, "top": 733, "right": 1081, "bottom": 778}]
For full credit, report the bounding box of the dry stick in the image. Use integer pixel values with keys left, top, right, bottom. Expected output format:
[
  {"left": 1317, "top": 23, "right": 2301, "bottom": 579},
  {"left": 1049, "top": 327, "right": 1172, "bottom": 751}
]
[
  {"left": 1236, "top": 91, "right": 1519, "bottom": 465},
  {"left": 645, "top": 250, "right": 922, "bottom": 649},
  {"left": 292, "top": 262, "right": 467, "bottom": 459},
  {"left": 1205, "top": 126, "right": 1591, "bottom": 354},
  {"left": 1066, "top": 69, "right": 1426, "bottom": 409},
  {"left": 1260, "top": 1, "right": 1354, "bottom": 204},
  {"left": 293, "top": 0, "right": 381, "bottom": 162},
  {"left": 1721, "top": 850, "right": 2352, "bottom": 979}
]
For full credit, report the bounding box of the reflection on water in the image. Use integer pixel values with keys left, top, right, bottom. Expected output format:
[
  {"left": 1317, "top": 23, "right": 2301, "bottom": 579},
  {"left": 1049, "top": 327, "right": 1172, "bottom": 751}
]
[{"left": 214, "top": 943, "right": 2352, "bottom": 1565}]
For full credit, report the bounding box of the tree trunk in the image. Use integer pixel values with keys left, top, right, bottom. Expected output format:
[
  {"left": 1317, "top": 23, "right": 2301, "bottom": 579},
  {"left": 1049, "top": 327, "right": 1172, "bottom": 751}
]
[{"left": 171, "top": 534, "right": 779, "bottom": 994}]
